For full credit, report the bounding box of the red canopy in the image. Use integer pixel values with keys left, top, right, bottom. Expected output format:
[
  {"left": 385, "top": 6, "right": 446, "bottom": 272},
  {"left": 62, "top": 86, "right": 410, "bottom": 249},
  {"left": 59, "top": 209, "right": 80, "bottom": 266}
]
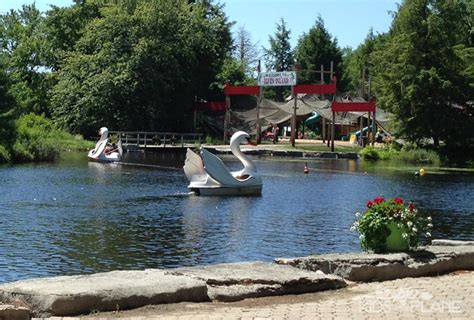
[
  {"left": 193, "top": 101, "right": 227, "bottom": 112},
  {"left": 331, "top": 97, "right": 376, "bottom": 112}
]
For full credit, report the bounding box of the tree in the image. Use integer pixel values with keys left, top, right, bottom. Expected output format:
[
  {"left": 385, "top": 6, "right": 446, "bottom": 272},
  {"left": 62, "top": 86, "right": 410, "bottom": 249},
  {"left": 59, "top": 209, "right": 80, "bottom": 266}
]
[
  {"left": 343, "top": 29, "right": 387, "bottom": 96},
  {"left": 0, "top": 55, "right": 16, "bottom": 148},
  {"left": 43, "top": 2, "right": 102, "bottom": 71},
  {"left": 50, "top": 0, "right": 233, "bottom": 136},
  {"left": 372, "top": 0, "right": 473, "bottom": 162},
  {"left": 264, "top": 18, "right": 293, "bottom": 72},
  {"left": 233, "top": 26, "right": 259, "bottom": 78},
  {"left": 295, "top": 16, "right": 343, "bottom": 88},
  {"left": 263, "top": 18, "right": 294, "bottom": 101},
  {"left": 0, "top": 4, "right": 51, "bottom": 115}
]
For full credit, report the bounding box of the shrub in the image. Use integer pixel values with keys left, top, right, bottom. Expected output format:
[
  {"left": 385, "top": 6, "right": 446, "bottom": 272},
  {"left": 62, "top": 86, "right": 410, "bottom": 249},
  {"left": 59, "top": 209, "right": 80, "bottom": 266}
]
[
  {"left": 0, "top": 144, "right": 11, "bottom": 163},
  {"left": 12, "top": 114, "right": 61, "bottom": 162},
  {"left": 377, "top": 145, "right": 399, "bottom": 160},
  {"left": 359, "top": 146, "right": 380, "bottom": 160},
  {"left": 396, "top": 146, "right": 440, "bottom": 165},
  {"left": 12, "top": 141, "right": 34, "bottom": 162}
]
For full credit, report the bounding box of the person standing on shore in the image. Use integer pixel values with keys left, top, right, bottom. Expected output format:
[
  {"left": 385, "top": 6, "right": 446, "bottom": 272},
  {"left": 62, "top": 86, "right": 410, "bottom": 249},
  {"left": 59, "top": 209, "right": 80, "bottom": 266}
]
[{"left": 272, "top": 124, "right": 279, "bottom": 144}]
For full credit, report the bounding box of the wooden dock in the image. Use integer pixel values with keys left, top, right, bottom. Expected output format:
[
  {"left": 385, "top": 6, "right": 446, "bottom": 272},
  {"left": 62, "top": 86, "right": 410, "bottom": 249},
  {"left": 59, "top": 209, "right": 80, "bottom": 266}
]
[{"left": 109, "top": 131, "right": 203, "bottom": 151}]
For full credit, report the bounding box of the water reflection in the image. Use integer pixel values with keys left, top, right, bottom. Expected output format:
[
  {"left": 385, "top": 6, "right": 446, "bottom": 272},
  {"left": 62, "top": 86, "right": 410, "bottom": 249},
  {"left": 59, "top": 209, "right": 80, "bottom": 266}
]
[{"left": 0, "top": 151, "right": 472, "bottom": 283}]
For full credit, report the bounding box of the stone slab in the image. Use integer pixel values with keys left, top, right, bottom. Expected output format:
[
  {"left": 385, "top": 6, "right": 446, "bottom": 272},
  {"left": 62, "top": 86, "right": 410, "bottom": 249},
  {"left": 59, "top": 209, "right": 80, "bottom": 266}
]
[
  {"left": 431, "top": 239, "right": 474, "bottom": 246},
  {"left": 167, "top": 262, "right": 346, "bottom": 302},
  {"left": 0, "top": 304, "right": 31, "bottom": 320},
  {"left": 0, "top": 270, "right": 208, "bottom": 317},
  {"left": 275, "top": 241, "right": 474, "bottom": 282}
]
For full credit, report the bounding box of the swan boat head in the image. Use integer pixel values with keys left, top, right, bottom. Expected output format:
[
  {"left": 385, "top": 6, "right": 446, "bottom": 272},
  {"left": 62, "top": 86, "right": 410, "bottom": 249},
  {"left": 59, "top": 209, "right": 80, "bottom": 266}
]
[
  {"left": 183, "top": 131, "right": 262, "bottom": 196},
  {"left": 98, "top": 127, "right": 109, "bottom": 140},
  {"left": 87, "top": 127, "right": 122, "bottom": 162}
]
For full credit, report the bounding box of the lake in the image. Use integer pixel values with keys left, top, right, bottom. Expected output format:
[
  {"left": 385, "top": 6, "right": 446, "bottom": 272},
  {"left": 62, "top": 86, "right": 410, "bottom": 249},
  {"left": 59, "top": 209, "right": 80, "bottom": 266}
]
[{"left": 0, "top": 150, "right": 473, "bottom": 283}]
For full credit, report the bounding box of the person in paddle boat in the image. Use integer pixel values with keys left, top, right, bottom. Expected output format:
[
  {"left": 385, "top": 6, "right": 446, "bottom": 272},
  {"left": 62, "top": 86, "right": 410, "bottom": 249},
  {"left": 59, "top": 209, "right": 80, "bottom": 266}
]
[
  {"left": 105, "top": 142, "right": 118, "bottom": 155},
  {"left": 183, "top": 131, "right": 262, "bottom": 196},
  {"left": 88, "top": 127, "right": 122, "bottom": 162}
]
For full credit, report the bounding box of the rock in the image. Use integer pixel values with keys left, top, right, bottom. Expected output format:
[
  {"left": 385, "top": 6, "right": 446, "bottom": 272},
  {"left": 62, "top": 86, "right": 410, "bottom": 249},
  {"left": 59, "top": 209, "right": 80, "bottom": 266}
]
[
  {"left": 0, "top": 269, "right": 208, "bottom": 317},
  {"left": 431, "top": 239, "right": 474, "bottom": 246},
  {"left": 275, "top": 244, "right": 474, "bottom": 282},
  {"left": 0, "top": 304, "right": 30, "bottom": 320},
  {"left": 167, "top": 262, "right": 346, "bottom": 302}
]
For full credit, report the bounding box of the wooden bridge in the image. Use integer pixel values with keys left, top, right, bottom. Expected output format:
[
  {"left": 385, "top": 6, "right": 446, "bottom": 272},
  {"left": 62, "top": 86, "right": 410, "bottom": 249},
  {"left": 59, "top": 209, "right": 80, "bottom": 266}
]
[{"left": 109, "top": 131, "right": 203, "bottom": 150}]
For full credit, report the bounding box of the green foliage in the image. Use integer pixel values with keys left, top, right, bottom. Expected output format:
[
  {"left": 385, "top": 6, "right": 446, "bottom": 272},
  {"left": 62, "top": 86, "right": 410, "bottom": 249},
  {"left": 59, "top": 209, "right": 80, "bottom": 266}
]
[
  {"left": 0, "top": 56, "right": 16, "bottom": 146},
  {"left": 214, "top": 57, "right": 247, "bottom": 88},
  {"left": 371, "top": 0, "right": 473, "bottom": 163},
  {"left": 343, "top": 30, "right": 387, "bottom": 96},
  {"left": 353, "top": 197, "right": 432, "bottom": 253},
  {"left": 0, "top": 4, "right": 52, "bottom": 115},
  {"left": 11, "top": 113, "right": 91, "bottom": 162},
  {"left": 360, "top": 144, "right": 440, "bottom": 164},
  {"left": 263, "top": 18, "right": 293, "bottom": 101},
  {"left": 50, "top": 0, "right": 233, "bottom": 136},
  {"left": 359, "top": 146, "right": 380, "bottom": 160},
  {"left": 44, "top": 2, "right": 102, "bottom": 70},
  {"left": 397, "top": 144, "right": 440, "bottom": 165},
  {"left": 377, "top": 145, "right": 399, "bottom": 160},
  {"left": 0, "top": 144, "right": 11, "bottom": 163},
  {"left": 295, "top": 16, "right": 344, "bottom": 88},
  {"left": 13, "top": 113, "right": 60, "bottom": 161}
]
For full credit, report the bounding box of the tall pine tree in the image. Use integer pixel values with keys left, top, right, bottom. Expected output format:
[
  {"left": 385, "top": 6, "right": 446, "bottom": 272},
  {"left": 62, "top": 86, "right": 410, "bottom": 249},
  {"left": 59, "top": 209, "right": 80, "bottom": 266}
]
[
  {"left": 372, "top": 0, "right": 473, "bottom": 162},
  {"left": 263, "top": 18, "right": 294, "bottom": 101}
]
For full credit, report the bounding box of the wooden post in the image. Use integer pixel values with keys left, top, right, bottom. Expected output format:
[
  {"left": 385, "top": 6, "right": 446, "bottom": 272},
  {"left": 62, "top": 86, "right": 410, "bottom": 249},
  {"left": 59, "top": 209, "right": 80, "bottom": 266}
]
[
  {"left": 330, "top": 61, "right": 334, "bottom": 83},
  {"left": 361, "top": 66, "right": 366, "bottom": 98},
  {"left": 372, "top": 111, "right": 376, "bottom": 146},
  {"left": 256, "top": 87, "right": 262, "bottom": 144},
  {"left": 331, "top": 111, "right": 335, "bottom": 152},
  {"left": 320, "top": 64, "right": 324, "bottom": 86},
  {"left": 291, "top": 86, "right": 297, "bottom": 147},
  {"left": 369, "top": 76, "right": 376, "bottom": 146},
  {"left": 359, "top": 116, "right": 363, "bottom": 146},
  {"left": 327, "top": 119, "right": 330, "bottom": 147},
  {"left": 224, "top": 95, "right": 230, "bottom": 143},
  {"left": 320, "top": 64, "right": 325, "bottom": 144},
  {"left": 367, "top": 112, "right": 371, "bottom": 146},
  {"left": 330, "top": 61, "right": 334, "bottom": 149},
  {"left": 193, "top": 96, "right": 197, "bottom": 130},
  {"left": 322, "top": 117, "right": 326, "bottom": 143}
]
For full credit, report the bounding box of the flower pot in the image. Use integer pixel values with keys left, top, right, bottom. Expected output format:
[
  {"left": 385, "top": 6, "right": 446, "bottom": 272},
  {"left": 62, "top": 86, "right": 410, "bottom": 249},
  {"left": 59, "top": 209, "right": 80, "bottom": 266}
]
[{"left": 385, "top": 221, "right": 409, "bottom": 252}]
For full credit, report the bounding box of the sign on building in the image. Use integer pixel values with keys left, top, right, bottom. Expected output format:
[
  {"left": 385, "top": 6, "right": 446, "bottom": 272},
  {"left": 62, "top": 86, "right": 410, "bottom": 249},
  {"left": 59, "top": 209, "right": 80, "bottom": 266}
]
[{"left": 257, "top": 71, "right": 297, "bottom": 87}]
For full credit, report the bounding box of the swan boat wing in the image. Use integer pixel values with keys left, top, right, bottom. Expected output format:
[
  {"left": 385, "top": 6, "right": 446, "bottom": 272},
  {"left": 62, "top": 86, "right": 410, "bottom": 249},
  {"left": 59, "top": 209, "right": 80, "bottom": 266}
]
[
  {"left": 88, "top": 139, "right": 108, "bottom": 160},
  {"left": 183, "top": 148, "right": 207, "bottom": 183},
  {"left": 200, "top": 148, "right": 259, "bottom": 187}
]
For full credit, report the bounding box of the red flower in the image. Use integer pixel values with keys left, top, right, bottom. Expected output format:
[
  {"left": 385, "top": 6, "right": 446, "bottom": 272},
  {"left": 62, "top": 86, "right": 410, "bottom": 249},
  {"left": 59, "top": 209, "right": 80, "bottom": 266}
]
[
  {"left": 409, "top": 203, "right": 416, "bottom": 212},
  {"left": 373, "top": 197, "right": 385, "bottom": 204},
  {"left": 394, "top": 197, "right": 403, "bottom": 204},
  {"left": 367, "top": 201, "right": 373, "bottom": 208}
]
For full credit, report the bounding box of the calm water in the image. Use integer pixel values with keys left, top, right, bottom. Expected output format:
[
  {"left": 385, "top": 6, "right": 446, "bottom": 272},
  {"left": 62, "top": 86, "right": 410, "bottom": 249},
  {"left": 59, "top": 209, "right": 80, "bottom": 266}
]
[{"left": 0, "top": 151, "right": 473, "bottom": 283}]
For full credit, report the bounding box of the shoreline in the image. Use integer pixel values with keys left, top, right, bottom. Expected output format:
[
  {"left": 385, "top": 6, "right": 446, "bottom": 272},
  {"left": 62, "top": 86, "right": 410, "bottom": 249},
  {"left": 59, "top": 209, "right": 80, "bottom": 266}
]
[{"left": 0, "top": 239, "right": 472, "bottom": 318}]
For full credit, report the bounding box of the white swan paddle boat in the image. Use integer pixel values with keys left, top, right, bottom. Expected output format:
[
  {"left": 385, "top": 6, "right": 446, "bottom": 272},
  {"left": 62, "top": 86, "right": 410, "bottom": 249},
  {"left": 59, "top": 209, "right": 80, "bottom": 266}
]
[
  {"left": 183, "top": 131, "right": 262, "bottom": 196},
  {"left": 87, "top": 127, "right": 122, "bottom": 163}
]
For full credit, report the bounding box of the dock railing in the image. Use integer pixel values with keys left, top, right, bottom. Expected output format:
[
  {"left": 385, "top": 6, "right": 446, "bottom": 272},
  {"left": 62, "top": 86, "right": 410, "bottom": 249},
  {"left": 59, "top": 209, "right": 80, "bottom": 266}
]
[{"left": 109, "top": 131, "right": 203, "bottom": 149}]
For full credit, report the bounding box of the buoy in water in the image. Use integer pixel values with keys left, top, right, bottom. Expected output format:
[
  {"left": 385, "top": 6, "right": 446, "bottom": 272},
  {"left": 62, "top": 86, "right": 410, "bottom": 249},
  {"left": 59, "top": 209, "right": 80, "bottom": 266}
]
[
  {"left": 415, "top": 171, "right": 420, "bottom": 176},
  {"left": 419, "top": 168, "right": 425, "bottom": 176},
  {"left": 304, "top": 163, "right": 309, "bottom": 174}
]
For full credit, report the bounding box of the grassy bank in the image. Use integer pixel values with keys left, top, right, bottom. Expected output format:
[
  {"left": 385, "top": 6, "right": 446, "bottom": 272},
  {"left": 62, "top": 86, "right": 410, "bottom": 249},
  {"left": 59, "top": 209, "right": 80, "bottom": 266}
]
[
  {"left": 359, "top": 144, "right": 440, "bottom": 165},
  {"left": 0, "top": 113, "right": 93, "bottom": 164}
]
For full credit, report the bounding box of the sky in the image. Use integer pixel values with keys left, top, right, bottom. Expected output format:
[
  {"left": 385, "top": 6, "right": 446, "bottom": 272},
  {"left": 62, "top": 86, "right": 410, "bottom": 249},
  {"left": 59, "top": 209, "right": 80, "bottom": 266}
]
[{"left": 0, "top": 0, "right": 398, "bottom": 50}]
